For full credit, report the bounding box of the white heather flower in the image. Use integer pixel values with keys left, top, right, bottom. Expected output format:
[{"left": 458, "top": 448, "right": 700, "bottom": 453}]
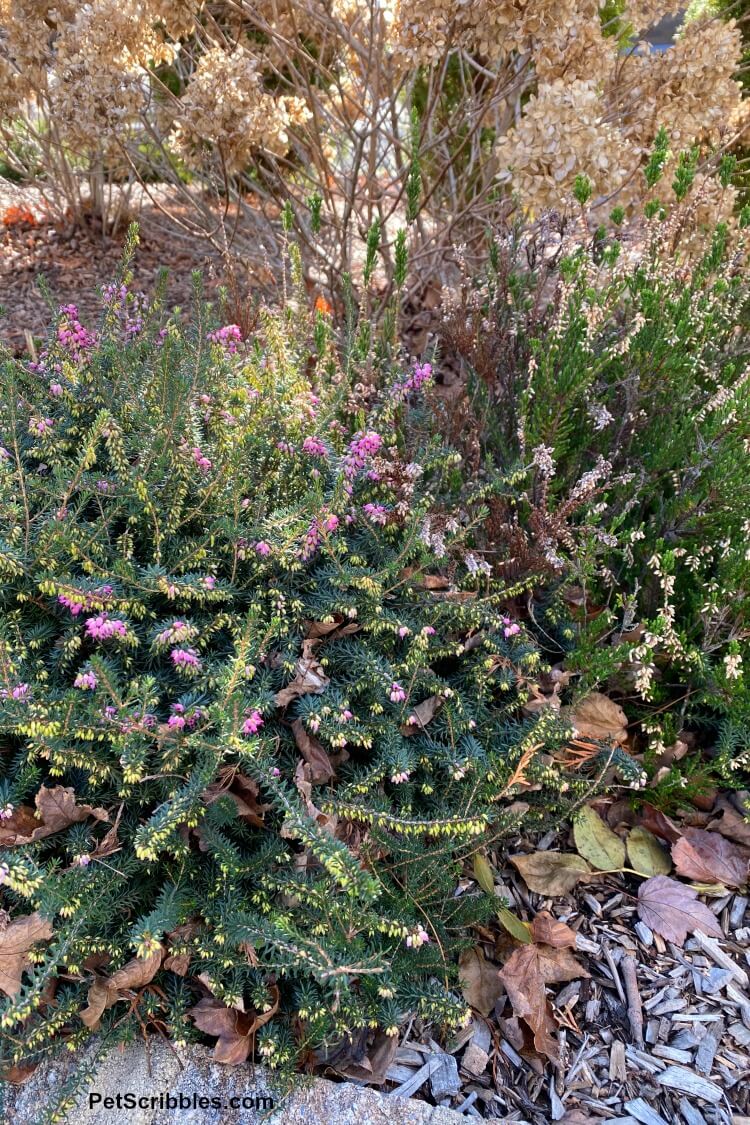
[{"left": 724, "top": 653, "right": 743, "bottom": 680}]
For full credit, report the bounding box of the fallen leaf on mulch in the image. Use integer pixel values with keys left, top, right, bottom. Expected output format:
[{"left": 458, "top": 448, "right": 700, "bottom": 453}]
[
  {"left": 291, "top": 719, "right": 336, "bottom": 783},
  {"left": 626, "top": 826, "right": 672, "bottom": 877},
  {"left": 636, "top": 875, "right": 723, "bottom": 946},
  {"left": 510, "top": 851, "right": 592, "bottom": 895},
  {"left": 637, "top": 803, "right": 682, "bottom": 844},
  {"left": 190, "top": 985, "right": 279, "bottom": 1065},
  {"left": 530, "top": 911, "right": 577, "bottom": 948},
  {"left": 671, "top": 827, "right": 748, "bottom": 888},
  {"left": 459, "top": 947, "right": 505, "bottom": 1016},
  {"left": 567, "top": 692, "right": 628, "bottom": 744},
  {"left": 0, "top": 913, "right": 54, "bottom": 997},
  {"left": 274, "top": 639, "right": 329, "bottom": 706},
  {"left": 574, "top": 805, "right": 626, "bottom": 871},
  {"left": 80, "top": 948, "right": 164, "bottom": 1029},
  {"left": 0, "top": 786, "right": 109, "bottom": 846},
  {"left": 318, "top": 1030, "right": 398, "bottom": 1084},
  {"left": 498, "top": 943, "right": 589, "bottom": 1060}
]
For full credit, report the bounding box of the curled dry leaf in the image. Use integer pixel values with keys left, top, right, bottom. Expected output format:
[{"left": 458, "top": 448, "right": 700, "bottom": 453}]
[
  {"left": 498, "top": 943, "right": 589, "bottom": 1061},
  {"left": 573, "top": 805, "right": 626, "bottom": 872},
  {"left": 459, "top": 947, "right": 505, "bottom": 1016},
  {"left": 305, "top": 617, "right": 360, "bottom": 640},
  {"left": 80, "top": 948, "right": 164, "bottom": 1029},
  {"left": 510, "top": 851, "right": 591, "bottom": 896},
  {"left": 567, "top": 692, "right": 627, "bottom": 744},
  {"left": 626, "top": 826, "right": 672, "bottom": 877},
  {"left": 202, "top": 767, "right": 269, "bottom": 829},
  {"left": 0, "top": 912, "right": 54, "bottom": 997},
  {"left": 291, "top": 718, "right": 335, "bottom": 784},
  {"left": 0, "top": 785, "right": 108, "bottom": 846},
  {"left": 530, "top": 910, "right": 577, "bottom": 949},
  {"left": 636, "top": 876, "right": 723, "bottom": 947},
  {"left": 671, "top": 827, "right": 748, "bottom": 889},
  {"left": 637, "top": 803, "right": 682, "bottom": 844},
  {"left": 190, "top": 985, "right": 279, "bottom": 1065},
  {"left": 274, "top": 639, "right": 330, "bottom": 707}
]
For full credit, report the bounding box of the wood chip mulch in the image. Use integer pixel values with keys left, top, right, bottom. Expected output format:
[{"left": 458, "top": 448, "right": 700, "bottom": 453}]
[{"left": 372, "top": 792, "right": 750, "bottom": 1125}]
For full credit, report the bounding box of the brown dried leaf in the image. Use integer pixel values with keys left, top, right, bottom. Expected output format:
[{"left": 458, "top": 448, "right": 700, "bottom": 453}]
[
  {"left": 0, "top": 786, "right": 108, "bottom": 846},
  {"left": 80, "top": 948, "right": 164, "bottom": 1029},
  {"left": 202, "top": 768, "right": 268, "bottom": 829},
  {"left": 637, "top": 803, "right": 683, "bottom": 844},
  {"left": 274, "top": 640, "right": 330, "bottom": 706},
  {"left": 636, "top": 876, "right": 723, "bottom": 947},
  {"left": 510, "top": 851, "right": 592, "bottom": 896},
  {"left": 190, "top": 985, "right": 279, "bottom": 1065},
  {"left": 530, "top": 911, "right": 577, "bottom": 949},
  {"left": 498, "top": 944, "right": 588, "bottom": 1060},
  {"left": 708, "top": 796, "right": 750, "bottom": 848},
  {"left": 459, "top": 947, "right": 505, "bottom": 1016},
  {"left": 0, "top": 913, "right": 54, "bottom": 997},
  {"left": 671, "top": 828, "right": 748, "bottom": 889},
  {"left": 291, "top": 719, "right": 335, "bottom": 784},
  {"left": 568, "top": 693, "right": 627, "bottom": 744},
  {"left": 401, "top": 695, "right": 443, "bottom": 735}
]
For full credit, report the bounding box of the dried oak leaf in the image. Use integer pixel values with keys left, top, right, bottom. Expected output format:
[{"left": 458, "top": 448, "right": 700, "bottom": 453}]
[
  {"left": 671, "top": 828, "right": 748, "bottom": 889},
  {"left": 510, "top": 852, "right": 591, "bottom": 896},
  {"left": 275, "top": 640, "right": 330, "bottom": 707},
  {"left": 636, "top": 876, "right": 723, "bottom": 946},
  {"left": 0, "top": 786, "right": 108, "bottom": 846},
  {"left": 80, "top": 948, "right": 164, "bottom": 1029},
  {"left": 291, "top": 719, "right": 335, "bottom": 784},
  {"left": 459, "top": 947, "right": 505, "bottom": 1016},
  {"left": 0, "top": 913, "right": 54, "bottom": 997},
  {"left": 498, "top": 943, "right": 589, "bottom": 1060},
  {"left": 567, "top": 693, "right": 627, "bottom": 744},
  {"left": 305, "top": 618, "right": 361, "bottom": 640},
  {"left": 530, "top": 911, "right": 577, "bottom": 949},
  {"left": 320, "top": 1030, "right": 398, "bottom": 1084},
  {"left": 190, "top": 985, "right": 279, "bottom": 1065}
]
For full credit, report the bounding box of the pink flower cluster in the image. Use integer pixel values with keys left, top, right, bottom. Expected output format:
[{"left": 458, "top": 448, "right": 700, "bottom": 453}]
[
  {"left": 6, "top": 683, "right": 29, "bottom": 701},
  {"left": 389, "top": 682, "right": 407, "bottom": 703},
  {"left": 74, "top": 670, "right": 98, "bottom": 690},
  {"left": 59, "top": 585, "right": 113, "bottom": 617},
  {"left": 29, "top": 417, "right": 54, "bottom": 437},
  {"left": 192, "top": 446, "right": 213, "bottom": 474},
  {"left": 362, "top": 503, "right": 388, "bottom": 525},
  {"left": 343, "top": 431, "right": 382, "bottom": 480},
  {"left": 208, "top": 324, "right": 242, "bottom": 353},
  {"left": 255, "top": 541, "right": 272, "bottom": 557},
  {"left": 502, "top": 616, "right": 521, "bottom": 638},
  {"left": 405, "top": 927, "right": 430, "bottom": 949},
  {"left": 400, "top": 361, "right": 433, "bottom": 397},
  {"left": 241, "top": 710, "right": 264, "bottom": 735},
  {"left": 171, "top": 647, "right": 201, "bottom": 670},
  {"left": 166, "top": 703, "right": 204, "bottom": 731},
  {"left": 57, "top": 304, "right": 96, "bottom": 356},
  {"left": 302, "top": 436, "right": 327, "bottom": 458},
  {"left": 85, "top": 615, "right": 128, "bottom": 641},
  {"left": 0, "top": 803, "right": 14, "bottom": 820}
]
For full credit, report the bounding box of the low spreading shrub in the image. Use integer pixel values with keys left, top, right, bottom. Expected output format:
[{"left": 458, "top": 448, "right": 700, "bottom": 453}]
[
  {"left": 440, "top": 159, "right": 750, "bottom": 781},
  {"left": 0, "top": 231, "right": 590, "bottom": 1094}
]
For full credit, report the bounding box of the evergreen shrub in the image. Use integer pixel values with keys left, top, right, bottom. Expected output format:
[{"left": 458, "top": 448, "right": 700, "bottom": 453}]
[{"left": 0, "top": 233, "right": 580, "bottom": 1087}]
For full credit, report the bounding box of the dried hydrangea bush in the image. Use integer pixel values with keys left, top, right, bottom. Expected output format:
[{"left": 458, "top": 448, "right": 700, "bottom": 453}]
[{"left": 0, "top": 1, "right": 746, "bottom": 288}]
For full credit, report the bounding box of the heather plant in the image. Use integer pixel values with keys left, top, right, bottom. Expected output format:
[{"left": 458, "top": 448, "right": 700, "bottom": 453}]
[
  {"left": 0, "top": 2, "right": 746, "bottom": 288},
  {"left": 0, "top": 230, "right": 587, "bottom": 1092},
  {"left": 440, "top": 158, "right": 750, "bottom": 778}
]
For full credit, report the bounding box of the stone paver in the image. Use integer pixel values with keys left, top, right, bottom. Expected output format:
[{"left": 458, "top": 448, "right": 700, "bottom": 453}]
[{"left": 2, "top": 1038, "right": 466, "bottom": 1125}]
